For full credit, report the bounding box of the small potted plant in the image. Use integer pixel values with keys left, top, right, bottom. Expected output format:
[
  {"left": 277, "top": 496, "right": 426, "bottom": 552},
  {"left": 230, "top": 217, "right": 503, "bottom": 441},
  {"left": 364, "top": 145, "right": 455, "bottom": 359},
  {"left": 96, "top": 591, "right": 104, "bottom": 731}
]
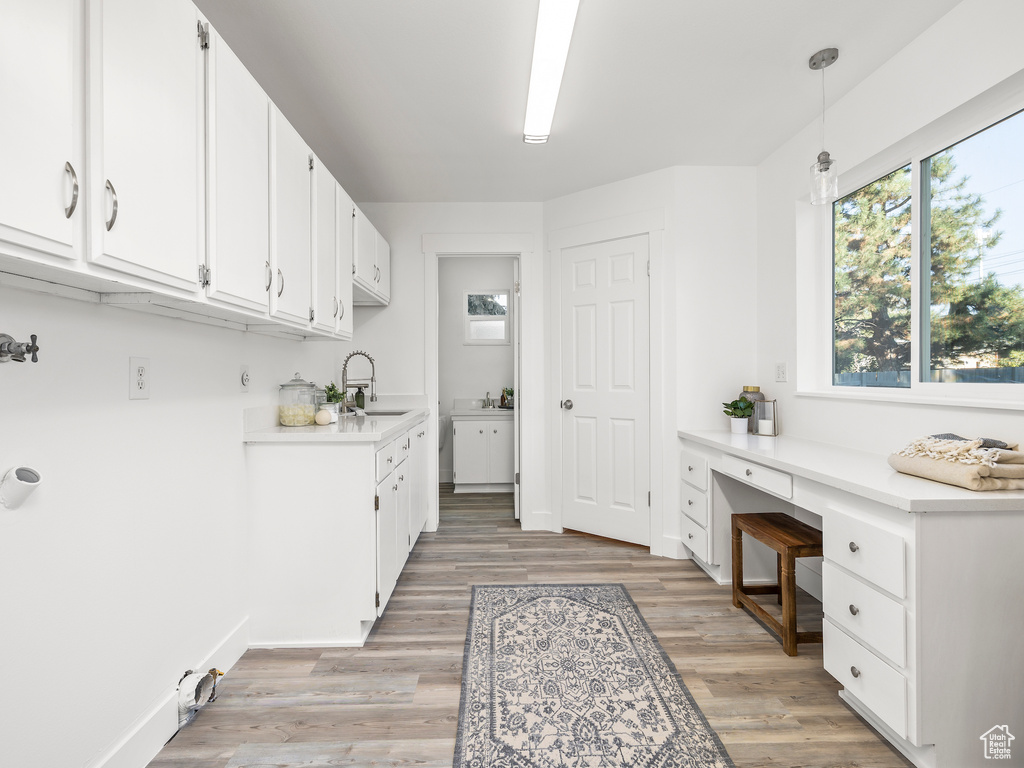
[
  {"left": 502, "top": 387, "right": 514, "bottom": 408},
  {"left": 722, "top": 397, "right": 754, "bottom": 434}
]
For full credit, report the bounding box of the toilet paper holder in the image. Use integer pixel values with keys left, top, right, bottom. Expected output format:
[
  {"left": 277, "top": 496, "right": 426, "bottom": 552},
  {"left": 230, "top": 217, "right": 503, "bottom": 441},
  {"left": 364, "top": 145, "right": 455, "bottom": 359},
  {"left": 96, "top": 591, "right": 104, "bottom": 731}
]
[{"left": 0, "top": 466, "right": 42, "bottom": 510}]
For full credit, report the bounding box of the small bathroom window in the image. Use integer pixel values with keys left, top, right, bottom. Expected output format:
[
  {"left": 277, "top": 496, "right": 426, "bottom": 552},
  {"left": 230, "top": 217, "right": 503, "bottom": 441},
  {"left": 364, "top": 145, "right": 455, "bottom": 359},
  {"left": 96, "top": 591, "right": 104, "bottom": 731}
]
[{"left": 464, "top": 290, "right": 510, "bottom": 345}]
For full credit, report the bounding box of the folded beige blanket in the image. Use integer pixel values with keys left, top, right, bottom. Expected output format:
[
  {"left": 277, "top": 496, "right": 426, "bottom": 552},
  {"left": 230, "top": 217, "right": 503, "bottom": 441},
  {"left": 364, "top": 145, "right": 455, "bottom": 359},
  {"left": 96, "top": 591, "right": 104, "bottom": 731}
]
[{"left": 888, "top": 436, "right": 1024, "bottom": 491}]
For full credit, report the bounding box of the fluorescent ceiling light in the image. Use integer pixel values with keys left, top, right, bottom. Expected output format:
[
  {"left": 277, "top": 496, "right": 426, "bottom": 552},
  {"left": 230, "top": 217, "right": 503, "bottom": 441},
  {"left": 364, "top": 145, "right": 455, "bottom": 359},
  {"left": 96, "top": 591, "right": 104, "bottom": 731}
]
[{"left": 523, "top": 0, "right": 580, "bottom": 144}]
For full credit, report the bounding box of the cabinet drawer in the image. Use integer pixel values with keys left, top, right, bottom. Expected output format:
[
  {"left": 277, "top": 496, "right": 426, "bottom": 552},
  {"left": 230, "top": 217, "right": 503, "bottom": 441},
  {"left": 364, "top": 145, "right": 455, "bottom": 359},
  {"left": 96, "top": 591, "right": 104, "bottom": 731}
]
[
  {"left": 824, "top": 620, "right": 907, "bottom": 739},
  {"left": 822, "top": 562, "right": 906, "bottom": 667},
  {"left": 680, "top": 514, "right": 709, "bottom": 562},
  {"left": 680, "top": 449, "right": 708, "bottom": 491},
  {"left": 375, "top": 440, "right": 397, "bottom": 482},
  {"left": 721, "top": 455, "right": 792, "bottom": 499},
  {"left": 680, "top": 483, "right": 708, "bottom": 526},
  {"left": 824, "top": 510, "right": 906, "bottom": 598}
]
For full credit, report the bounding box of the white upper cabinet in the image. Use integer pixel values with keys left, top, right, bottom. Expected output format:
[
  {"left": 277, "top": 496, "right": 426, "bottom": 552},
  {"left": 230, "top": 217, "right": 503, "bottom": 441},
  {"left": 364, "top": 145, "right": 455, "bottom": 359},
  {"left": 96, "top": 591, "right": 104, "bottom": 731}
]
[
  {"left": 336, "top": 183, "right": 355, "bottom": 338},
  {"left": 86, "top": 0, "right": 204, "bottom": 292},
  {"left": 311, "top": 156, "right": 337, "bottom": 334},
  {"left": 0, "top": 0, "right": 82, "bottom": 263},
  {"left": 204, "top": 25, "right": 270, "bottom": 313},
  {"left": 352, "top": 203, "right": 390, "bottom": 306},
  {"left": 269, "top": 106, "right": 312, "bottom": 326}
]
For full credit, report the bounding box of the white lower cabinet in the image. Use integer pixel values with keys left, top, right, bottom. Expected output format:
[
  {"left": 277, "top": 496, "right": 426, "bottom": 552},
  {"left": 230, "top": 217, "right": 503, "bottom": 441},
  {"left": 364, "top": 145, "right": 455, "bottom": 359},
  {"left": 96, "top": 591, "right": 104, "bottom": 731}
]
[
  {"left": 452, "top": 416, "right": 514, "bottom": 488},
  {"left": 246, "top": 417, "right": 426, "bottom": 646}
]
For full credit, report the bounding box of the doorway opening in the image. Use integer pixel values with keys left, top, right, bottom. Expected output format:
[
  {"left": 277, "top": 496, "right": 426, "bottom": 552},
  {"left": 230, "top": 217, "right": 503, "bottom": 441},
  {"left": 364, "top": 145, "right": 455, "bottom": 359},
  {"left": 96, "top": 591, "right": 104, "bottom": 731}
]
[{"left": 437, "top": 255, "right": 521, "bottom": 520}]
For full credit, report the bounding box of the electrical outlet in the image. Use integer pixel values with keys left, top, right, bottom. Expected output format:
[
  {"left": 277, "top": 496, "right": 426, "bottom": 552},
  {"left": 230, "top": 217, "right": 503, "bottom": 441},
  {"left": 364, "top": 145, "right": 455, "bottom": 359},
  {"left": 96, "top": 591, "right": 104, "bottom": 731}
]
[
  {"left": 240, "top": 364, "right": 250, "bottom": 393},
  {"left": 129, "top": 356, "right": 150, "bottom": 400},
  {"left": 775, "top": 362, "right": 788, "bottom": 383}
]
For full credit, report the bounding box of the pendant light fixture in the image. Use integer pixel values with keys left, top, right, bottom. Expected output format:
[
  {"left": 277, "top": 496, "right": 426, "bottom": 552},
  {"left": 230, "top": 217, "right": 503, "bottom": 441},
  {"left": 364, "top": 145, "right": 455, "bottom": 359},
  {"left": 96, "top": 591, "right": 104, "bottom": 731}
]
[{"left": 808, "top": 47, "right": 839, "bottom": 205}]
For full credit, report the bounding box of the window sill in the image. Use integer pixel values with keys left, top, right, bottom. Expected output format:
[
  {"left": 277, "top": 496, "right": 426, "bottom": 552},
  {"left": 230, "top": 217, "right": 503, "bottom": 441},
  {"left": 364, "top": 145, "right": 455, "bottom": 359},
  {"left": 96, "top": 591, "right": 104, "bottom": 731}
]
[{"left": 795, "top": 387, "right": 1024, "bottom": 412}]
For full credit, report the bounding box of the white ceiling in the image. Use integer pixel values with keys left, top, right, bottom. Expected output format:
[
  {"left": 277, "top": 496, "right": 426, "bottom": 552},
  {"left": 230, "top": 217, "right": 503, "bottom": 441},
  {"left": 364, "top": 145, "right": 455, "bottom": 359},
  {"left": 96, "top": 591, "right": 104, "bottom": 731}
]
[{"left": 194, "top": 0, "right": 964, "bottom": 203}]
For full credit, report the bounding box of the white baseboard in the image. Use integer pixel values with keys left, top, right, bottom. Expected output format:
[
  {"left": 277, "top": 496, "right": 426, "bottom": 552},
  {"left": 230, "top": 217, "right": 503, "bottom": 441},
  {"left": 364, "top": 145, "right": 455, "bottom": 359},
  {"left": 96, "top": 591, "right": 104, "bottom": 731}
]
[{"left": 90, "top": 616, "right": 249, "bottom": 768}]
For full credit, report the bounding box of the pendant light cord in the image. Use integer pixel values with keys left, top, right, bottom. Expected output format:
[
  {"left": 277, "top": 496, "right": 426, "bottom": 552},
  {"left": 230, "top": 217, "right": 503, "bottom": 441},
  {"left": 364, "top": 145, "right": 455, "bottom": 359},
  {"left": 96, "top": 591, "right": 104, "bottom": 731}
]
[{"left": 820, "top": 67, "right": 826, "bottom": 152}]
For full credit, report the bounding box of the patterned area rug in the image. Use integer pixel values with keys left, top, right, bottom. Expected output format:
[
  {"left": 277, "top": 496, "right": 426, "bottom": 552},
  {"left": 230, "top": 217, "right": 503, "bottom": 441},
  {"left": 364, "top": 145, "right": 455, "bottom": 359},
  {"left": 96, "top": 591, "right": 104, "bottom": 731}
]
[{"left": 454, "top": 584, "right": 734, "bottom": 768}]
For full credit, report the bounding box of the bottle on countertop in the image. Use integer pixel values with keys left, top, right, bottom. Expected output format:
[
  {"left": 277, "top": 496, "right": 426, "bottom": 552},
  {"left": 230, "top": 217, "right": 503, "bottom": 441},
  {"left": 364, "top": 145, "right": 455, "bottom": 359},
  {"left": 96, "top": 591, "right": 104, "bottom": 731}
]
[
  {"left": 738, "top": 385, "right": 765, "bottom": 433},
  {"left": 355, "top": 386, "right": 365, "bottom": 409}
]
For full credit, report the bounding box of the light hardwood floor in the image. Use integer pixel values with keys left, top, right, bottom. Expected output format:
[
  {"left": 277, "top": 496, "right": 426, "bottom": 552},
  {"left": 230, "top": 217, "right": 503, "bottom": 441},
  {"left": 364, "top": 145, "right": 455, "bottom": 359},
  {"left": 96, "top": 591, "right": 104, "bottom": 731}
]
[{"left": 148, "top": 488, "right": 911, "bottom": 768}]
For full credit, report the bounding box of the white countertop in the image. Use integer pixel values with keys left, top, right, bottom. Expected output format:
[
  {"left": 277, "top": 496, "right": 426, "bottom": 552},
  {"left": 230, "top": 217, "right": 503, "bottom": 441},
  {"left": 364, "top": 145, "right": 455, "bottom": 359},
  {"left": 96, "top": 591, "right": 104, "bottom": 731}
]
[
  {"left": 450, "top": 406, "right": 514, "bottom": 418},
  {"left": 679, "top": 429, "right": 1024, "bottom": 513},
  {"left": 245, "top": 407, "right": 428, "bottom": 444}
]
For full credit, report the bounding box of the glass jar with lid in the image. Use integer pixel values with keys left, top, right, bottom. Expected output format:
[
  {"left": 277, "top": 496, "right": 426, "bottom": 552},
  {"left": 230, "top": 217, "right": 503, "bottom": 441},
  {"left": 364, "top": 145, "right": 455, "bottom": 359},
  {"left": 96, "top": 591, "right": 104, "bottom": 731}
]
[{"left": 279, "top": 372, "right": 316, "bottom": 426}]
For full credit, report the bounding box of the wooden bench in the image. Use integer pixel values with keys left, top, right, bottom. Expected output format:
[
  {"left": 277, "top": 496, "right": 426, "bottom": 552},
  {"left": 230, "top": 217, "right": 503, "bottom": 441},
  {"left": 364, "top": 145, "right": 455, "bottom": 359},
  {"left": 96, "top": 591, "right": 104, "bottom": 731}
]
[{"left": 731, "top": 512, "right": 823, "bottom": 656}]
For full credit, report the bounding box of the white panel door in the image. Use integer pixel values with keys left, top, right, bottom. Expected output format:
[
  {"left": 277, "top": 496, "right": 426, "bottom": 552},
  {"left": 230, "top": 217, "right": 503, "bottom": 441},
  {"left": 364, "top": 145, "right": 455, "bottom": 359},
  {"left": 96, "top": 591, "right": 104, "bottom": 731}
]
[
  {"left": 0, "top": 0, "right": 80, "bottom": 261},
  {"left": 311, "top": 156, "right": 337, "bottom": 333},
  {"left": 560, "top": 236, "right": 650, "bottom": 545},
  {"left": 206, "top": 28, "right": 269, "bottom": 312},
  {"left": 335, "top": 184, "right": 354, "bottom": 338},
  {"left": 89, "top": 0, "right": 202, "bottom": 290},
  {"left": 269, "top": 106, "right": 312, "bottom": 325}
]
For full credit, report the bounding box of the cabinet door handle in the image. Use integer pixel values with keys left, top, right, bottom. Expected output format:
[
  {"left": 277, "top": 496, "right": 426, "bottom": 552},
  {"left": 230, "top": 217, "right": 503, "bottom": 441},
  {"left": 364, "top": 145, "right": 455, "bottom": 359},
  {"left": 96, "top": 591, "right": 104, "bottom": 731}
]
[
  {"left": 745, "top": 468, "right": 753, "bottom": 477},
  {"left": 339, "top": 299, "right": 345, "bottom": 319},
  {"left": 687, "top": 499, "right": 694, "bottom": 506},
  {"left": 399, "top": 474, "right": 404, "bottom": 481},
  {"left": 850, "top": 666, "right": 861, "bottom": 679},
  {"left": 277, "top": 269, "right": 285, "bottom": 297},
  {"left": 849, "top": 541, "right": 859, "bottom": 552},
  {"left": 493, "top": 429, "right": 497, "bottom": 434},
  {"left": 333, "top": 298, "right": 339, "bottom": 318},
  {"left": 687, "top": 533, "right": 694, "bottom": 540},
  {"left": 393, "top": 484, "right": 398, "bottom": 491},
  {"left": 265, "top": 261, "right": 272, "bottom": 291},
  {"left": 64, "top": 161, "right": 79, "bottom": 218},
  {"left": 687, "top": 465, "right": 694, "bottom": 472},
  {"left": 849, "top": 604, "right": 859, "bottom": 616},
  {"left": 387, "top": 456, "right": 393, "bottom": 464},
  {"left": 479, "top": 429, "right": 484, "bottom": 434},
  {"left": 104, "top": 179, "right": 118, "bottom": 231}
]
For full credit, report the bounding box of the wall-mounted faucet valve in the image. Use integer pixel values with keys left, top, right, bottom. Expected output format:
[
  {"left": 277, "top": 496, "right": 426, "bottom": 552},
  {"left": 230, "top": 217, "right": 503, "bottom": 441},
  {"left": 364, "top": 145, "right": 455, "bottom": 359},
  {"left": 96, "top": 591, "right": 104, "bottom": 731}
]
[{"left": 0, "top": 333, "right": 39, "bottom": 363}]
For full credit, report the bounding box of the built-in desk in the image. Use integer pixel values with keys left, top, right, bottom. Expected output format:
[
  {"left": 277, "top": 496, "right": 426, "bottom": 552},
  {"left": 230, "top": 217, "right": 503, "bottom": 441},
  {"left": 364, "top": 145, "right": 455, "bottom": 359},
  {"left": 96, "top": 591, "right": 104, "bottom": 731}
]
[{"left": 679, "top": 429, "right": 1024, "bottom": 768}]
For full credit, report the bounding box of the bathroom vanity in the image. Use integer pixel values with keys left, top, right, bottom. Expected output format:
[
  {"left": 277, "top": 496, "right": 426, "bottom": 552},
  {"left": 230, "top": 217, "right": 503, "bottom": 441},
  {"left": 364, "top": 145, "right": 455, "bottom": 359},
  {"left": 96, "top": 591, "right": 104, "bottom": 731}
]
[
  {"left": 678, "top": 429, "right": 1024, "bottom": 768},
  {"left": 451, "top": 399, "right": 514, "bottom": 492}
]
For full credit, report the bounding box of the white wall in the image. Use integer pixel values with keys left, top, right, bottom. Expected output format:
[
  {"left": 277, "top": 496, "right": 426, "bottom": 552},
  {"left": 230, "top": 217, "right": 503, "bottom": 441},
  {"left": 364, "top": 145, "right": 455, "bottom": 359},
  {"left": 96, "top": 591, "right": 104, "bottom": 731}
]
[
  {"left": 756, "top": 0, "right": 1024, "bottom": 452},
  {"left": 0, "top": 283, "right": 349, "bottom": 767},
  {"left": 437, "top": 257, "right": 515, "bottom": 482}
]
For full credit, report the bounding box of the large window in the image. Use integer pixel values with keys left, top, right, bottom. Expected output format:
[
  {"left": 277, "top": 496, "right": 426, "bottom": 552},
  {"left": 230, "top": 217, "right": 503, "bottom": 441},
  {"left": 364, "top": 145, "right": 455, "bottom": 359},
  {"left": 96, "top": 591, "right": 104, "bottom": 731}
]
[
  {"left": 830, "top": 108, "right": 1024, "bottom": 389},
  {"left": 832, "top": 165, "right": 912, "bottom": 387},
  {"left": 921, "top": 109, "right": 1024, "bottom": 383}
]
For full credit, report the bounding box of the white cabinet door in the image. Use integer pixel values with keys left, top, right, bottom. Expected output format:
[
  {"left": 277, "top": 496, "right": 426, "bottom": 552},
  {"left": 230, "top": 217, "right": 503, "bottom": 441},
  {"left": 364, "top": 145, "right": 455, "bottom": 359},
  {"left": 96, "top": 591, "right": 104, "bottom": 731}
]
[
  {"left": 375, "top": 476, "right": 399, "bottom": 617},
  {"left": 205, "top": 27, "right": 270, "bottom": 313},
  {"left": 269, "top": 106, "right": 312, "bottom": 325},
  {"left": 397, "top": 462, "right": 411, "bottom": 564},
  {"left": 0, "top": 0, "right": 80, "bottom": 262},
  {"left": 410, "top": 425, "right": 428, "bottom": 542},
  {"left": 87, "top": 0, "right": 203, "bottom": 291},
  {"left": 335, "top": 184, "right": 354, "bottom": 338},
  {"left": 454, "top": 422, "right": 490, "bottom": 485},
  {"left": 489, "top": 420, "right": 515, "bottom": 483},
  {"left": 311, "top": 156, "right": 337, "bottom": 334},
  {"left": 375, "top": 228, "right": 391, "bottom": 302},
  {"left": 353, "top": 204, "right": 376, "bottom": 290}
]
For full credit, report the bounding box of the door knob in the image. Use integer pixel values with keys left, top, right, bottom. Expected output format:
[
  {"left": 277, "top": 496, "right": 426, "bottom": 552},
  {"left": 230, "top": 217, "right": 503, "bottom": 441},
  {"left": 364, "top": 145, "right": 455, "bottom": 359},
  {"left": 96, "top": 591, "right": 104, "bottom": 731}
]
[{"left": 560, "top": 399, "right": 574, "bottom": 410}]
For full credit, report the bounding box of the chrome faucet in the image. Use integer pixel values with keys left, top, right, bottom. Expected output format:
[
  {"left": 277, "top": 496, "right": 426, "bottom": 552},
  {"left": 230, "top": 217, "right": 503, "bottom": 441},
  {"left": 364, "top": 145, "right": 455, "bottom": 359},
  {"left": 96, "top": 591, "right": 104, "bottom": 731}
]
[
  {"left": 484, "top": 391, "right": 492, "bottom": 408},
  {"left": 340, "top": 350, "right": 377, "bottom": 412}
]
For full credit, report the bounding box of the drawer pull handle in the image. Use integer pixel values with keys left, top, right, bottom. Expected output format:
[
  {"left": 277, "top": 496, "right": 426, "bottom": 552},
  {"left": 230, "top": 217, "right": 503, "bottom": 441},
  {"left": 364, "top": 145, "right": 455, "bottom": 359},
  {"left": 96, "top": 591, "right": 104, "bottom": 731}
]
[
  {"left": 687, "top": 533, "right": 694, "bottom": 540},
  {"left": 849, "top": 541, "right": 859, "bottom": 552},
  {"left": 387, "top": 456, "right": 393, "bottom": 464},
  {"left": 687, "top": 499, "right": 694, "bottom": 506},
  {"left": 687, "top": 465, "right": 693, "bottom": 472},
  {"left": 849, "top": 604, "right": 859, "bottom": 616},
  {"left": 850, "top": 666, "right": 861, "bottom": 679},
  {"left": 745, "top": 469, "right": 753, "bottom": 477}
]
